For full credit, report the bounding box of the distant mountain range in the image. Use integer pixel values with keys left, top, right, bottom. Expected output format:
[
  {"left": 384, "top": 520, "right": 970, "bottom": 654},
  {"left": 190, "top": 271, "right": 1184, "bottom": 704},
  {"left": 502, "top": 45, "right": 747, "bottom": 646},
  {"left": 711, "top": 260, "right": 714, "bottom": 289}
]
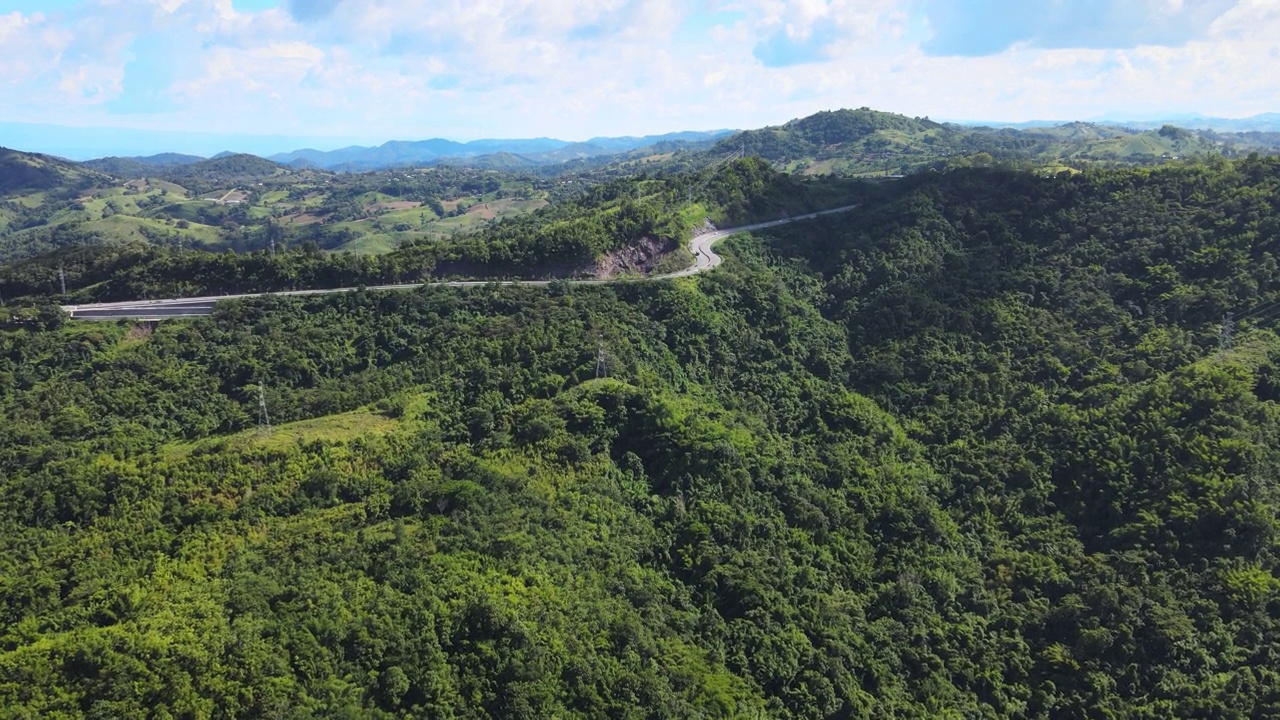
[
  {"left": 965, "top": 113, "right": 1280, "bottom": 134},
  {"left": 1103, "top": 113, "right": 1280, "bottom": 133},
  {"left": 75, "top": 131, "right": 732, "bottom": 173},
  {"left": 80, "top": 153, "right": 207, "bottom": 176},
  {"left": 266, "top": 131, "right": 732, "bottom": 171},
  {"left": 45, "top": 108, "right": 1280, "bottom": 184}
]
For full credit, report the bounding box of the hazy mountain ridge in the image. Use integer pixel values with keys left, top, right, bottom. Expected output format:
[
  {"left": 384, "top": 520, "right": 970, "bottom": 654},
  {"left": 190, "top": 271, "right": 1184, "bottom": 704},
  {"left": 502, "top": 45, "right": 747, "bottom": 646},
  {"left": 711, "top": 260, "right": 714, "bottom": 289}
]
[
  {"left": 81, "top": 153, "right": 207, "bottom": 177},
  {"left": 957, "top": 112, "right": 1280, "bottom": 133},
  {"left": 266, "top": 130, "right": 733, "bottom": 170}
]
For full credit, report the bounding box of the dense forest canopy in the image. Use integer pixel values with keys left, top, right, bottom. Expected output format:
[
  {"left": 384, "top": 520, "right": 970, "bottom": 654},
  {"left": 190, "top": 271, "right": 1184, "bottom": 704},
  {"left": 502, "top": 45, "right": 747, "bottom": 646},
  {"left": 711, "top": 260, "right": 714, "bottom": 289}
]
[{"left": 1, "top": 155, "right": 1279, "bottom": 716}]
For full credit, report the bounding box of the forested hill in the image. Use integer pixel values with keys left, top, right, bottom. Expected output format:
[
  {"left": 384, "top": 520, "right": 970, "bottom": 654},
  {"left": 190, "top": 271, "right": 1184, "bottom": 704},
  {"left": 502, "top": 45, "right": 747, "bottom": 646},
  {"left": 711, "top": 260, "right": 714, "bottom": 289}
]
[
  {"left": 714, "top": 107, "right": 1280, "bottom": 176},
  {"left": 721, "top": 108, "right": 943, "bottom": 158},
  {"left": 80, "top": 153, "right": 208, "bottom": 177},
  {"left": 2, "top": 157, "right": 1280, "bottom": 716},
  {"left": 0, "top": 147, "right": 104, "bottom": 195}
]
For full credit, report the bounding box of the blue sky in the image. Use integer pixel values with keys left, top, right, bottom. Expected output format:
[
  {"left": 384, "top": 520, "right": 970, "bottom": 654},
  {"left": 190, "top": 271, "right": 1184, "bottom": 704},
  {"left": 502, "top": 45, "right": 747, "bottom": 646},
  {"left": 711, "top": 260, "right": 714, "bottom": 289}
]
[{"left": 0, "top": 0, "right": 1276, "bottom": 158}]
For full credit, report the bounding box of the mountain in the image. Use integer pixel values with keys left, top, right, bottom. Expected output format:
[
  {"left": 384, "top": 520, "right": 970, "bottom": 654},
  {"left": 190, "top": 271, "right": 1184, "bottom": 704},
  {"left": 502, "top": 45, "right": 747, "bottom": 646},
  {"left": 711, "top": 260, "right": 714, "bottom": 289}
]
[
  {"left": 269, "top": 131, "right": 732, "bottom": 170},
  {"left": 956, "top": 113, "right": 1280, "bottom": 134},
  {"left": 724, "top": 108, "right": 942, "bottom": 158},
  {"left": 0, "top": 146, "right": 105, "bottom": 195},
  {"left": 81, "top": 153, "right": 207, "bottom": 177},
  {"left": 432, "top": 151, "right": 541, "bottom": 171},
  {"left": 1098, "top": 112, "right": 1280, "bottom": 133},
  {"left": 142, "top": 153, "right": 290, "bottom": 195},
  {"left": 707, "top": 108, "right": 1280, "bottom": 176}
]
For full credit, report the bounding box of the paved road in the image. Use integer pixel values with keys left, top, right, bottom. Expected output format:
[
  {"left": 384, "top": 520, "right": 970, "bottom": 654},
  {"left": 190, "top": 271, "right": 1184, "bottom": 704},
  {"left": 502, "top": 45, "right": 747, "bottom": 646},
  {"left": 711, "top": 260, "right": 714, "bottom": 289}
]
[{"left": 62, "top": 205, "right": 858, "bottom": 321}]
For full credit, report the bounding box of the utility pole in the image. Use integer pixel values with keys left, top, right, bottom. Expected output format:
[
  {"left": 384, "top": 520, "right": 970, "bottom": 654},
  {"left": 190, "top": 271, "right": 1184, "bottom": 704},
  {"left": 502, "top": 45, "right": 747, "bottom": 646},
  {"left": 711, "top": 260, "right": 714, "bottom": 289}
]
[
  {"left": 1220, "top": 312, "right": 1235, "bottom": 355},
  {"left": 257, "top": 382, "right": 272, "bottom": 433}
]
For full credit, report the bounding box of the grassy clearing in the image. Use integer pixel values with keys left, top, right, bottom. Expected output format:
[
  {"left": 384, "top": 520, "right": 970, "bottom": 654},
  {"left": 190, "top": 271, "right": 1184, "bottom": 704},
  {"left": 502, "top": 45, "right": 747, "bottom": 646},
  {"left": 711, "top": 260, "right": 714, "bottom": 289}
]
[
  {"left": 151, "top": 200, "right": 215, "bottom": 223},
  {"left": 82, "top": 215, "right": 224, "bottom": 246},
  {"left": 332, "top": 233, "right": 401, "bottom": 255},
  {"left": 675, "top": 202, "right": 712, "bottom": 231},
  {"left": 12, "top": 193, "right": 47, "bottom": 209},
  {"left": 165, "top": 407, "right": 401, "bottom": 458},
  {"left": 439, "top": 197, "right": 477, "bottom": 213},
  {"left": 801, "top": 159, "right": 838, "bottom": 175},
  {"left": 324, "top": 197, "right": 546, "bottom": 254},
  {"left": 355, "top": 191, "right": 399, "bottom": 206},
  {"left": 375, "top": 207, "right": 439, "bottom": 226},
  {"left": 148, "top": 179, "right": 190, "bottom": 196}
]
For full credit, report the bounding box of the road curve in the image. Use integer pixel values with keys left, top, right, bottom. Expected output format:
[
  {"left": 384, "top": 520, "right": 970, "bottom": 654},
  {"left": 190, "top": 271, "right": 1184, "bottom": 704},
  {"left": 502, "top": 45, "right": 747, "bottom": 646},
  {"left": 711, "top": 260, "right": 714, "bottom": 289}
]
[{"left": 62, "top": 204, "right": 858, "bottom": 321}]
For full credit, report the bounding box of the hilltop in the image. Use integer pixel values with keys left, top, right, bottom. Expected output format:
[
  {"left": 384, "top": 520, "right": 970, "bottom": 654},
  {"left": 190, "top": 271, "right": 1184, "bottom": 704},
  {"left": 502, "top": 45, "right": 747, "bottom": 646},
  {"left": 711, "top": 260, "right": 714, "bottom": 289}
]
[
  {"left": 709, "top": 107, "right": 1280, "bottom": 176},
  {"left": 0, "top": 147, "right": 105, "bottom": 195},
  {"left": 81, "top": 153, "right": 207, "bottom": 176}
]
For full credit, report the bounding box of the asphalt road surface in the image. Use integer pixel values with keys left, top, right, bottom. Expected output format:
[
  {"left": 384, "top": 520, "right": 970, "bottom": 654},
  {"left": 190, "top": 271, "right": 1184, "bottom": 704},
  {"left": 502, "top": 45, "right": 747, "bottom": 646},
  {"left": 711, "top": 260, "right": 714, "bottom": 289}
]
[{"left": 61, "top": 205, "right": 858, "bottom": 321}]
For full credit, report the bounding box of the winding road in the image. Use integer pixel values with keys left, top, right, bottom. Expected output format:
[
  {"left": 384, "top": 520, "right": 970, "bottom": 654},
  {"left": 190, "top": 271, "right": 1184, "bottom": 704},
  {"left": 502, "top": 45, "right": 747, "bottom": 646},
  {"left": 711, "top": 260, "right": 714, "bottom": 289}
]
[{"left": 61, "top": 205, "right": 858, "bottom": 321}]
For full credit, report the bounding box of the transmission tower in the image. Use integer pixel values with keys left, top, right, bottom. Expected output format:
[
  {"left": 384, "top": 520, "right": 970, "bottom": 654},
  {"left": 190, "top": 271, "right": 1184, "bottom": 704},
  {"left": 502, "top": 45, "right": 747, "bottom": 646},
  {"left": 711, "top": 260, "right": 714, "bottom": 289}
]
[
  {"left": 257, "top": 382, "right": 272, "bottom": 433},
  {"left": 595, "top": 336, "right": 607, "bottom": 379},
  {"left": 58, "top": 267, "right": 67, "bottom": 295},
  {"left": 1220, "top": 311, "right": 1235, "bottom": 355}
]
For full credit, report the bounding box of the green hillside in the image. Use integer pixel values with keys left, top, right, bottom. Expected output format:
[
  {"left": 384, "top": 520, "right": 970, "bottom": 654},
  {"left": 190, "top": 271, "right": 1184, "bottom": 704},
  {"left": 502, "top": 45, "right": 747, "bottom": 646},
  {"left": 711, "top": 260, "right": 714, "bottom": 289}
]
[
  {"left": 2, "top": 156, "right": 1280, "bottom": 716},
  {"left": 0, "top": 147, "right": 105, "bottom": 195},
  {"left": 81, "top": 153, "right": 206, "bottom": 177},
  {"left": 721, "top": 107, "right": 943, "bottom": 160},
  {"left": 0, "top": 156, "right": 554, "bottom": 264},
  {"left": 706, "top": 110, "right": 1277, "bottom": 177},
  {"left": 0, "top": 158, "right": 864, "bottom": 302}
]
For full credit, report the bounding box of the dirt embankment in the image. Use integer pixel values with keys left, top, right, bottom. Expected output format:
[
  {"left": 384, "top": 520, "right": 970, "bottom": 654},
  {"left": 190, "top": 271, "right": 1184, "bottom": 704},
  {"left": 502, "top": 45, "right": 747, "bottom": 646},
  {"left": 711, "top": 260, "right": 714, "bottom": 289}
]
[
  {"left": 693, "top": 219, "right": 718, "bottom": 236},
  {"left": 427, "top": 234, "right": 683, "bottom": 281},
  {"left": 595, "top": 235, "right": 678, "bottom": 279}
]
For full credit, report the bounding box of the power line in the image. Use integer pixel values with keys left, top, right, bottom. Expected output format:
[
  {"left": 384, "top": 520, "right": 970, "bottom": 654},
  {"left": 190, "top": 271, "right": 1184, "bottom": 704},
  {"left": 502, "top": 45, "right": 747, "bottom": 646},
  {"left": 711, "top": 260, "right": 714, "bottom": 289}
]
[
  {"left": 1243, "top": 304, "right": 1280, "bottom": 328},
  {"left": 1244, "top": 299, "right": 1280, "bottom": 322},
  {"left": 1235, "top": 298, "right": 1280, "bottom": 320}
]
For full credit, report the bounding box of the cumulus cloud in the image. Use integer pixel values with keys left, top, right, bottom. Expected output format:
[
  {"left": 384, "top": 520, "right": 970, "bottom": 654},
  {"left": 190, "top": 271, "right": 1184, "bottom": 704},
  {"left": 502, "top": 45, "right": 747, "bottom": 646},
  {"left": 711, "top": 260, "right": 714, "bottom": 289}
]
[{"left": 0, "top": 0, "right": 1274, "bottom": 146}]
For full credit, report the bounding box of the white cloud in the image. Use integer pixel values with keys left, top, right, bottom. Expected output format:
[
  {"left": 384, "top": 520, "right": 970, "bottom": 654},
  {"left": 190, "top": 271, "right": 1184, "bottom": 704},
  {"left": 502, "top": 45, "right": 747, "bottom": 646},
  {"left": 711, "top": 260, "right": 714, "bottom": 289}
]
[
  {"left": 0, "top": 0, "right": 1275, "bottom": 145},
  {"left": 0, "top": 11, "right": 28, "bottom": 44}
]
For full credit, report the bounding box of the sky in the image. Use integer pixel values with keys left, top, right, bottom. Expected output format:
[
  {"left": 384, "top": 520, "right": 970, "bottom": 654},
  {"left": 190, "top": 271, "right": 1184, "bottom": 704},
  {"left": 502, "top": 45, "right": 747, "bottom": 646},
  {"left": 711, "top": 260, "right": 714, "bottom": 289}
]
[{"left": 1, "top": 0, "right": 1278, "bottom": 158}]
